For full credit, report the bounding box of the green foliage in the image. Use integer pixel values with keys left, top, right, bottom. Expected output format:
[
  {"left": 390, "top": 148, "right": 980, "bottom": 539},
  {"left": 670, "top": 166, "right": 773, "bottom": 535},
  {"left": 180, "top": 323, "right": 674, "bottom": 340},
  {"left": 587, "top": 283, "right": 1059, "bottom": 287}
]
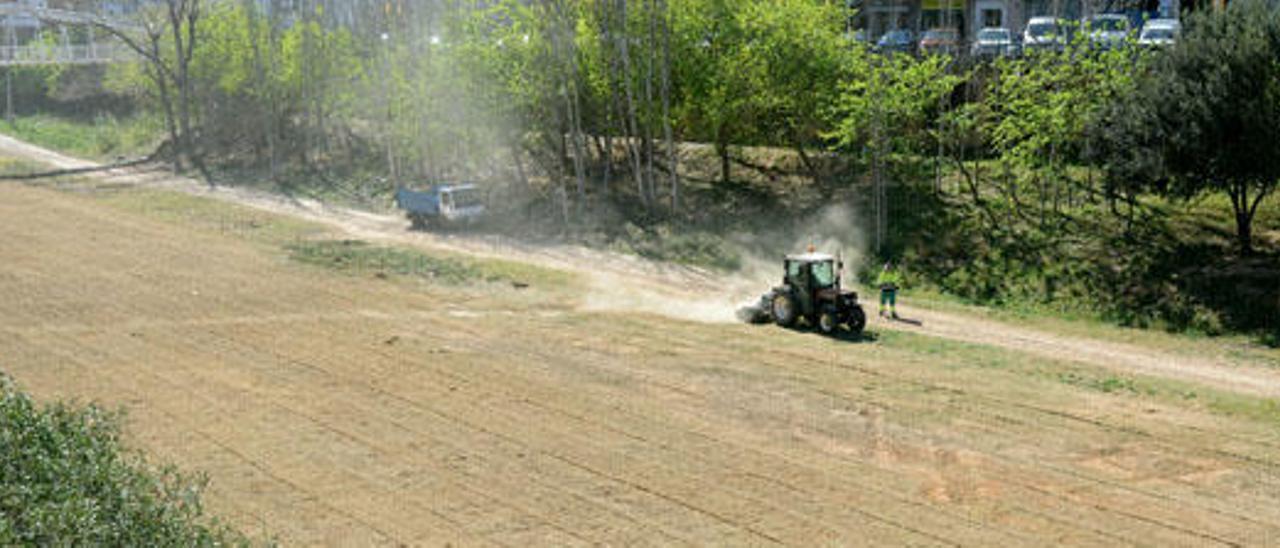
[
  {"left": 829, "top": 53, "right": 960, "bottom": 157},
  {"left": 0, "top": 113, "right": 162, "bottom": 160},
  {"left": 674, "top": 0, "right": 850, "bottom": 151},
  {"left": 605, "top": 222, "right": 741, "bottom": 270},
  {"left": 1093, "top": 0, "right": 1280, "bottom": 255},
  {"left": 106, "top": 2, "right": 365, "bottom": 169},
  {"left": 443, "top": 0, "right": 557, "bottom": 178},
  {"left": 0, "top": 376, "right": 248, "bottom": 546}
]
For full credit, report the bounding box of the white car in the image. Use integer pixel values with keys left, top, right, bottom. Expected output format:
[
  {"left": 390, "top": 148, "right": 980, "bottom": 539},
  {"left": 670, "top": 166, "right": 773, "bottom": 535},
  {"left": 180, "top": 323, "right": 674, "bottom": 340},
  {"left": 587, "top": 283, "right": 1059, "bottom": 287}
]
[
  {"left": 1138, "top": 18, "right": 1181, "bottom": 47},
  {"left": 1023, "top": 17, "right": 1066, "bottom": 52}
]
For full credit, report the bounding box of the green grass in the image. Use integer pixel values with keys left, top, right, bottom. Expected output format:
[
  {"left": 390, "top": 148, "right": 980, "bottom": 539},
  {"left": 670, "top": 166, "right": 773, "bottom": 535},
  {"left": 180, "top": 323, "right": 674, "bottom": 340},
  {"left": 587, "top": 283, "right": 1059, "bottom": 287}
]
[
  {"left": 896, "top": 286, "right": 1280, "bottom": 370},
  {"left": 285, "top": 239, "right": 571, "bottom": 289},
  {"left": 0, "top": 375, "right": 251, "bottom": 546},
  {"left": 0, "top": 113, "right": 163, "bottom": 161}
]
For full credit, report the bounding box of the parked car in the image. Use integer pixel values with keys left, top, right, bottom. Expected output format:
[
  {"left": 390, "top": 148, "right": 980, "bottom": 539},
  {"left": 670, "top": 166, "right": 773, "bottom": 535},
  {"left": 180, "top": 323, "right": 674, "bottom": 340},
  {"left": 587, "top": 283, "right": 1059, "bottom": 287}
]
[
  {"left": 1022, "top": 16, "right": 1066, "bottom": 52},
  {"left": 875, "top": 29, "right": 917, "bottom": 54},
  {"left": 919, "top": 28, "right": 961, "bottom": 56},
  {"left": 1087, "top": 14, "right": 1131, "bottom": 50},
  {"left": 971, "top": 27, "right": 1018, "bottom": 58},
  {"left": 1138, "top": 18, "right": 1180, "bottom": 47}
]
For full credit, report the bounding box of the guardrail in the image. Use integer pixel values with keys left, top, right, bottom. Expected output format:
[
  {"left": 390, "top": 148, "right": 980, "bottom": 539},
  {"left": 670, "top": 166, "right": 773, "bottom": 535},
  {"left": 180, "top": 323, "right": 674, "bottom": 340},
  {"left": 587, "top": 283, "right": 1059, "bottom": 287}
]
[
  {"left": 0, "top": 5, "right": 134, "bottom": 31},
  {"left": 0, "top": 43, "right": 133, "bottom": 65}
]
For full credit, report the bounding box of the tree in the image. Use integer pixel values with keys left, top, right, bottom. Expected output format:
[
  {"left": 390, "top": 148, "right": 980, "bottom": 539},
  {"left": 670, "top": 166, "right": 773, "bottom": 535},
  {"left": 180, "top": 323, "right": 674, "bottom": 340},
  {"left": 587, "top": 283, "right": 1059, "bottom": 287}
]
[
  {"left": 737, "top": 0, "right": 848, "bottom": 175},
  {"left": 828, "top": 52, "right": 960, "bottom": 252},
  {"left": 96, "top": 0, "right": 203, "bottom": 173},
  {"left": 671, "top": 0, "right": 757, "bottom": 184},
  {"left": 1103, "top": 0, "right": 1280, "bottom": 255}
]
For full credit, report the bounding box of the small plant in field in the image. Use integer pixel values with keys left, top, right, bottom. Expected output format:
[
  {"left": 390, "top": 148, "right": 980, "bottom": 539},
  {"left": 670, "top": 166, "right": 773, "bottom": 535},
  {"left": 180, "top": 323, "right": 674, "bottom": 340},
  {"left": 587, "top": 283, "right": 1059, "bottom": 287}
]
[
  {"left": 285, "top": 239, "right": 567, "bottom": 288},
  {"left": 0, "top": 375, "right": 251, "bottom": 546},
  {"left": 1057, "top": 371, "right": 1145, "bottom": 395},
  {"left": 1095, "top": 376, "right": 1139, "bottom": 395}
]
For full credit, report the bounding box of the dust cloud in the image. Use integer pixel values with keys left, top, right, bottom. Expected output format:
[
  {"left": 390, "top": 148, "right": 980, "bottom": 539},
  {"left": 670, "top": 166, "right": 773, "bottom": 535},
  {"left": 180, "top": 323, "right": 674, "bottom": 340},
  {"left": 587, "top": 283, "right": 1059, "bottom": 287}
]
[
  {"left": 579, "top": 203, "right": 869, "bottom": 324},
  {"left": 732, "top": 203, "right": 869, "bottom": 293}
]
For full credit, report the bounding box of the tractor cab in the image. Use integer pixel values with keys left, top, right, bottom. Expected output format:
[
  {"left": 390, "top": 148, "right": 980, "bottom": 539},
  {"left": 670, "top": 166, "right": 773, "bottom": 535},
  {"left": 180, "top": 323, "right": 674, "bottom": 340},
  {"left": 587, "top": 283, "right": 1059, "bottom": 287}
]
[
  {"left": 782, "top": 253, "right": 843, "bottom": 321},
  {"left": 784, "top": 253, "right": 840, "bottom": 292}
]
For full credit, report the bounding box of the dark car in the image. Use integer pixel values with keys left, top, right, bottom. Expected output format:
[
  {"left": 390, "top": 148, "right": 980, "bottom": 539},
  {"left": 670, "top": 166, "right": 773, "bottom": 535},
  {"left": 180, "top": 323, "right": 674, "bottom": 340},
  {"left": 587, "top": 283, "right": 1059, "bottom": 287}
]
[
  {"left": 919, "top": 28, "right": 961, "bottom": 56},
  {"left": 875, "top": 29, "right": 917, "bottom": 54}
]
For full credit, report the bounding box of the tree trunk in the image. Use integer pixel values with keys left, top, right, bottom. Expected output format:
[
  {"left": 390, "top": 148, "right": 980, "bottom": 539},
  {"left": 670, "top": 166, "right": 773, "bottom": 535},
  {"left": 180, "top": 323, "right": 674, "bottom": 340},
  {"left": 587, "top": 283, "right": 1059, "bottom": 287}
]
[
  {"left": 1236, "top": 209, "right": 1254, "bottom": 256},
  {"left": 566, "top": 34, "right": 588, "bottom": 215},
  {"left": 1231, "top": 184, "right": 1257, "bottom": 256},
  {"left": 598, "top": 0, "right": 614, "bottom": 203},
  {"left": 511, "top": 138, "right": 530, "bottom": 192},
  {"left": 795, "top": 144, "right": 816, "bottom": 178},
  {"left": 643, "top": 0, "right": 657, "bottom": 207},
  {"left": 617, "top": 0, "right": 646, "bottom": 210},
  {"left": 717, "top": 135, "right": 731, "bottom": 184},
  {"left": 601, "top": 134, "right": 612, "bottom": 200},
  {"left": 167, "top": 0, "right": 202, "bottom": 180},
  {"left": 244, "top": 0, "right": 274, "bottom": 177},
  {"left": 149, "top": 56, "right": 180, "bottom": 172},
  {"left": 659, "top": 0, "right": 676, "bottom": 212}
]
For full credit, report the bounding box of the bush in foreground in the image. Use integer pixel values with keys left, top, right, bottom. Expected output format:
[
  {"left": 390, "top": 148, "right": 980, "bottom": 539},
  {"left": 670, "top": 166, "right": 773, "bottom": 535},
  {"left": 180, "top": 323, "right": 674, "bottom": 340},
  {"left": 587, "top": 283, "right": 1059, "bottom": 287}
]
[{"left": 0, "top": 375, "right": 249, "bottom": 546}]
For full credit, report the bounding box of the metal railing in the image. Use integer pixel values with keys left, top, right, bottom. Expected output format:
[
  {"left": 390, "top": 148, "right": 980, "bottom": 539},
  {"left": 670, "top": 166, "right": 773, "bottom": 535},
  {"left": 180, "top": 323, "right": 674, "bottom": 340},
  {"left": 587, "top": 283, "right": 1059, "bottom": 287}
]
[
  {"left": 0, "top": 43, "right": 133, "bottom": 65},
  {"left": 0, "top": 4, "right": 134, "bottom": 31}
]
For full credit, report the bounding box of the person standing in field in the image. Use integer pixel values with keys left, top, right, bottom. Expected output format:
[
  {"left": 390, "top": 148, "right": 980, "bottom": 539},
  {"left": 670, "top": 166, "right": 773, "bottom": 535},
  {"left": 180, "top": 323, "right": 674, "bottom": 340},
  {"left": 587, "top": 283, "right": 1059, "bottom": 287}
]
[{"left": 876, "top": 261, "right": 901, "bottom": 319}]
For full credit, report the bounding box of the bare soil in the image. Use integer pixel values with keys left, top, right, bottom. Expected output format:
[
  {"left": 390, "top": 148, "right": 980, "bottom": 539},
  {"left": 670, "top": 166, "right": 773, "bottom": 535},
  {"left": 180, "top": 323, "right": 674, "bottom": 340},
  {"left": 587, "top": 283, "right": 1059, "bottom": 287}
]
[{"left": 2, "top": 136, "right": 1280, "bottom": 545}]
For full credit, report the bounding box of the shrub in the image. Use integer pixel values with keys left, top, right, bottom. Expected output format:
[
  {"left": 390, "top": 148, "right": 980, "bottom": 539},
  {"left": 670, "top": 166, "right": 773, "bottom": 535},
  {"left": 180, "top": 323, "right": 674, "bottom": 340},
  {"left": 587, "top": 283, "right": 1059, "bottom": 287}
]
[{"left": 0, "top": 375, "right": 249, "bottom": 546}]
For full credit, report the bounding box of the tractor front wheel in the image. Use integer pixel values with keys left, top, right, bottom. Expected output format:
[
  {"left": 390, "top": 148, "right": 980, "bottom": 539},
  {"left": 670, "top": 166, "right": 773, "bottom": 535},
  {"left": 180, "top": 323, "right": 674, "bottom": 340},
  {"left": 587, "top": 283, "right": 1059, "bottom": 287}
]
[
  {"left": 846, "top": 306, "right": 867, "bottom": 335},
  {"left": 771, "top": 292, "right": 798, "bottom": 327},
  {"left": 818, "top": 308, "right": 839, "bottom": 335}
]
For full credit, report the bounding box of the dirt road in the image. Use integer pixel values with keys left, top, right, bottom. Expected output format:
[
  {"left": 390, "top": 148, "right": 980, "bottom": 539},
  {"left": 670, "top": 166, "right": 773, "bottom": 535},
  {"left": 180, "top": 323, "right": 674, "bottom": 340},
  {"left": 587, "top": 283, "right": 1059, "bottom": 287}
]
[{"left": 2, "top": 139, "right": 1280, "bottom": 545}]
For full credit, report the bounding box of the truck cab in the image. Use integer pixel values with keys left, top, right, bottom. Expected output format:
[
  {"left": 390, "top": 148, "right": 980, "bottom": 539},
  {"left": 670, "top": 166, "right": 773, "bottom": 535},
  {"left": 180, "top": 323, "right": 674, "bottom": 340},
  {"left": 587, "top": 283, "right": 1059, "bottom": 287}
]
[
  {"left": 437, "top": 185, "right": 485, "bottom": 222},
  {"left": 395, "top": 183, "right": 486, "bottom": 230}
]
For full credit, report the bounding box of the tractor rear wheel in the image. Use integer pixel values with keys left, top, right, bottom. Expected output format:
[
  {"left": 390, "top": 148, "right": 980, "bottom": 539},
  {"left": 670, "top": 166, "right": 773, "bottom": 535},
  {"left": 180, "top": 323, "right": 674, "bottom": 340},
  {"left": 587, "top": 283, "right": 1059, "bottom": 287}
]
[
  {"left": 771, "top": 292, "right": 798, "bottom": 327},
  {"left": 846, "top": 306, "right": 867, "bottom": 335},
  {"left": 818, "top": 308, "right": 839, "bottom": 334}
]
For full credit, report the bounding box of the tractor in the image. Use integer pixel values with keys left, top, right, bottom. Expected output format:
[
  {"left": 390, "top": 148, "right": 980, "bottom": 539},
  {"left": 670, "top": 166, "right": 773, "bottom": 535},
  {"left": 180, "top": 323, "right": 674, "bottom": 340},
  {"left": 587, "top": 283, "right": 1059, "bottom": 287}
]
[{"left": 738, "top": 251, "right": 867, "bottom": 335}]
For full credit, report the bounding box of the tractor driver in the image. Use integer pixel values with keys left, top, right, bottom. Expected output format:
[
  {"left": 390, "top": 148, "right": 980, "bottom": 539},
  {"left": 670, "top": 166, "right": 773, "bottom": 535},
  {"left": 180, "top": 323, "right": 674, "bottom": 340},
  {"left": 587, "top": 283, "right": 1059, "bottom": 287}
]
[{"left": 876, "top": 261, "right": 901, "bottom": 319}]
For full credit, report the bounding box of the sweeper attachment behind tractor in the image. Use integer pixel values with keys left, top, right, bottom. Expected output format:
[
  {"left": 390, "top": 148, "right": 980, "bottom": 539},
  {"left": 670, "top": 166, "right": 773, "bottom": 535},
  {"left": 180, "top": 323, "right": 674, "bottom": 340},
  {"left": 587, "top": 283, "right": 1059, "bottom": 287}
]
[{"left": 737, "top": 251, "right": 867, "bottom": 335}]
